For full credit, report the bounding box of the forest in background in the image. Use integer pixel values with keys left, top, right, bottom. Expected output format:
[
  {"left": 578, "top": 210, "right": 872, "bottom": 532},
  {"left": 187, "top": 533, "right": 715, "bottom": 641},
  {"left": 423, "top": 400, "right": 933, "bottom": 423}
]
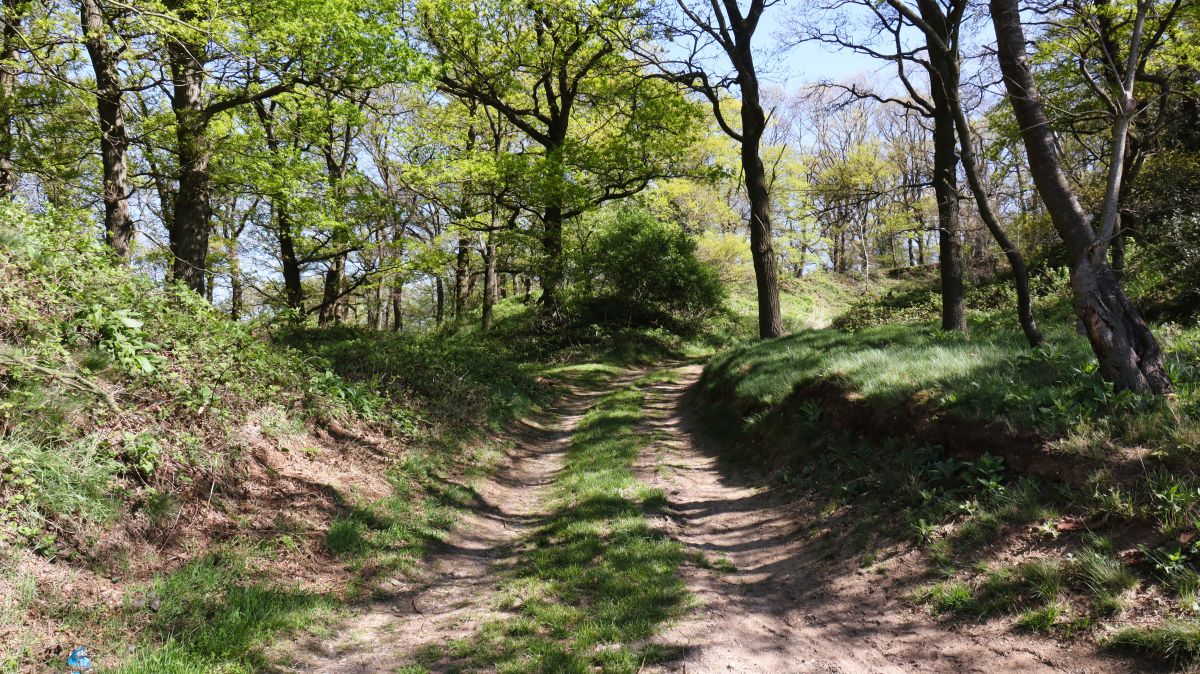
[{"left": 0, "top": 0, "right": 1193, "bottom": 354}]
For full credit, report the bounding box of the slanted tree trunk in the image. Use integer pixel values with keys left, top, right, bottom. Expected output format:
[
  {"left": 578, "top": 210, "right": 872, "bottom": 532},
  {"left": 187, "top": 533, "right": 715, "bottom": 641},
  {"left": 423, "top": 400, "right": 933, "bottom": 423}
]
[
  {"left": 952, "top": 119, "right": 1042, "bottom": 347},
  {"left": 739, "top": 65, "right": 784, "bottom": 338},
  {"left": 991, "top": 0, "right": 1170, "bottom": 393},
  {"left": 81, "top": 0, "right": 134, "bottom": 259},
  {"left": 942, "top": 60, "right": 1042, "bottom": 346}
]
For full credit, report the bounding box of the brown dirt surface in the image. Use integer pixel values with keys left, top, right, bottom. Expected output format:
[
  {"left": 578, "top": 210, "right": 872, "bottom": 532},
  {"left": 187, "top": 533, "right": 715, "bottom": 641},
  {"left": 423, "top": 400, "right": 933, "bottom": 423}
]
[
  {"left": 1, "top": 406, "right": 405, "bottom": 668},
  {"left": 271, "top": 363, "right": 1146, "bottom": 674},
  {"left": 274, "top": 376, "right": 621, "bottom": 673},
  {"left": 635, "top": 364, "right": 1136, "bottom": 673}
]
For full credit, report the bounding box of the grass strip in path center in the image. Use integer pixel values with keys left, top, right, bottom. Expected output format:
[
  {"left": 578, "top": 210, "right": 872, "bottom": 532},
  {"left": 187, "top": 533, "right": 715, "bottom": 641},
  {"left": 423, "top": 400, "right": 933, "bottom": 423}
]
[{"left": 418, "top": 369, "right": 689, "bottom": 674}]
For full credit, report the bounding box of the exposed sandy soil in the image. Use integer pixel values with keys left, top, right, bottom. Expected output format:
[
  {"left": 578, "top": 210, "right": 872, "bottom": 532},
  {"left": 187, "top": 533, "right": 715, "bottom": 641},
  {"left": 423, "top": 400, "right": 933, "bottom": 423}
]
[
  {"left": 274, "top": 364, "right": 1145, "bottom": 674},
  {"left": 2, "top": 407, "right": 405, "bottom": 669},
  {"left": 275, "top": 378, "right": 622, "bottom": 673}
]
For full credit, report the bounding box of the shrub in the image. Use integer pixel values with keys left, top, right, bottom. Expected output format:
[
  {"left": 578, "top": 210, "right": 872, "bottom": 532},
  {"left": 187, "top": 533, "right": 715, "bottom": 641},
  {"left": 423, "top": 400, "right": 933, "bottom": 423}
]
[{"left": 572, "top": 207, "right": 725, "bottom": 334}]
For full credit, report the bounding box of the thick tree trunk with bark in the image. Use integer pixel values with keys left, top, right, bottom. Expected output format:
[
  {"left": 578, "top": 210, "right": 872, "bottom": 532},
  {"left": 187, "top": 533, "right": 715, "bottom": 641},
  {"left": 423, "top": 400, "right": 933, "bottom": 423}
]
[
  {"left": 82, "top": 0, "right": 134, "bottom": 259},
  {"left": 538, "top": 204, "right": 565, "bottom": 316},
  {"left": 931, "top": 103, "right": 967, "bottom": 334},
  {"left": 435, "top": 275, "right": 445, "bottom": 325},
  {"left": 166, "top": 25, "right": 211, "bottom": 295},
  {"left": 276, "top": 207, "right": 304, "bottom": 312},
  {"left": 0, "top": 0, "right": 22, "bottom": 199},
  {"left": 991, "top": 0, "right": 1171, "bottom": 393},
  {"left": 318, "top": 254, "right": 345, "bottom": 326}
]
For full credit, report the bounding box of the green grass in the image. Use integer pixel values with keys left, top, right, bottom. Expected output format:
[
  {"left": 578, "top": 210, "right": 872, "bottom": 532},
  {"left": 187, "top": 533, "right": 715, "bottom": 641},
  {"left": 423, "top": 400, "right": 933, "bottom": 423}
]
[
  {"left": 1105, "top": 621, "right": 1200, "bottom": 666},
  {"left": 704, "top": 267, "right": 1200, "bottom": 452},
  {"left": 113, "top": 550, "right": 338, "bottom": 674},
  {"left": 282, "top": 325, "right": 548, "bottom": 431},
  {"left": 699, "top": 266, "right": 1200, "bottom": 660},
  {"left": 1073, "top": 546, "right": 1137, "bottom": 614},
  {"left": 725, "top": 272, "right": 860, "bottom": 333},
  {"left": 429, "top": 370, "right": 689, "bottom": 673},
  {"left": 705, "top": 319, "right": 1200, "bottom": 447},
  {"left": 1015, "top": 604, "right": 1065, "bottom": 633}
]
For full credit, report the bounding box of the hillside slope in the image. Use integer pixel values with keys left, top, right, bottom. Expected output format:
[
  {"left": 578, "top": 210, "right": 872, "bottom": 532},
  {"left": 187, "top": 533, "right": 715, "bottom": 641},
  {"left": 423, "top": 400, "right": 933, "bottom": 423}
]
[
  {"left": 0, "top": 207, "right": 547, "bottom": 673},
  {"left": 698, "top": 267, "right": 1200, "bottom": 669}
]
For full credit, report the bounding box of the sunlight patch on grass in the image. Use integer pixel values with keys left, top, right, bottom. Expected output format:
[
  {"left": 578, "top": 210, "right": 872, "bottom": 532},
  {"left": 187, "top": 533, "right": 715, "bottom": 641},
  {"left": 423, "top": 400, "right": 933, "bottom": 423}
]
[{"left": 431, "top": 371, "right": 689, "bottom": 673}]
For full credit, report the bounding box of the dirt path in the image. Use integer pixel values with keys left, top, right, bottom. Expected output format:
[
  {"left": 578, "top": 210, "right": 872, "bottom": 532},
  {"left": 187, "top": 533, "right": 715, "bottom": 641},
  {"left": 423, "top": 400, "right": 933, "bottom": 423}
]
[
  {"left": 277, "top": 377, "right": 616, "bottom": 673},
  {"left": 635, "top": 364, "right": 1134, "bottom": 674},
  {"left": 278, "top": 363, "right": 1138, "bottom": 674}
]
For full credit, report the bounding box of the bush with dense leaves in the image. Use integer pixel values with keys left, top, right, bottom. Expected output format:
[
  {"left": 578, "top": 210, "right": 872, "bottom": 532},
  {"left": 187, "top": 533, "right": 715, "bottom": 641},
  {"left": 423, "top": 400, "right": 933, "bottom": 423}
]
[{"left": 572, "top": 207, "right": 725, "bottom": 334}]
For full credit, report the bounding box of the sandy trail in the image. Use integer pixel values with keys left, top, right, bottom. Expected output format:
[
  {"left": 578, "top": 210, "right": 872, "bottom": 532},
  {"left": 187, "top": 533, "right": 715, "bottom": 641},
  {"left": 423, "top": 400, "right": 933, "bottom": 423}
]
[
  {"left": 278, "top": 363, "right": 1139, "bottom": 674},
  {"left": 635, "top": 364, "right": 1134, "bottom": 674},
  {"left": 277, "top": 378, "right": 614, "bottom": 673}
]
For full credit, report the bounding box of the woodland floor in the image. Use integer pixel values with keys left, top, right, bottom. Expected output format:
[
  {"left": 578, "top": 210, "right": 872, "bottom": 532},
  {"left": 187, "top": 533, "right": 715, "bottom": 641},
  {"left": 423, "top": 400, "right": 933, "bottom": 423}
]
[{"left": 271, "top": 363, "right": 1143, "bottom": 674}]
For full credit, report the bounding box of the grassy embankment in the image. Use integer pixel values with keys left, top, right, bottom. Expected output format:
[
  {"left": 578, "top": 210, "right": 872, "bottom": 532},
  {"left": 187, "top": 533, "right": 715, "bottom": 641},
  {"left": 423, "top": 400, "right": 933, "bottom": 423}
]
[
  {"left": 0, "top": 208, "right": 549, "bottom": 673},
  {"left": 700, "top": 266, "right": 1200, "bottom": 668}
]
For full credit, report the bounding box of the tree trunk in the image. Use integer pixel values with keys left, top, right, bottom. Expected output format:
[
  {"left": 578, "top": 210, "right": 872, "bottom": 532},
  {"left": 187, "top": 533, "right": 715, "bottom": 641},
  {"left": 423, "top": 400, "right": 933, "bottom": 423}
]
[
  {"left": 82, "top": 0, "right": 134, "bottom": 259},
  {"left": 318, "top": 254, "right": 345, "bottom": 326},
  {"left": 538, "top": 205, "right": 565, "bottom": 316},
  {"left": 991, "top": 0, "right": 1171, "bottom": 393},
  {"left": 166, "top": 20, "right": 211, "bottom": 296},
  {"left": 228, "top": 230, "right": 243, "bottom": 320},
  {"left": 482, "top": 233, "right": 498, "bottom": 332},
  {"left": 455, "top": 235, "right": 470, "bottom": 319},
  {"left": 943, "top": 58, "right": 1042, "bottom": 347},
  {"left": 435, "top": 275, "right": 445, "bottom": 325},
  {"left": 740, "top": 76, "right": 785, "bottom": 339},
  {"left": 374, "top": 237, "right": 388, "bottom": 331},
  {"left": 257, "top": 103, "right": 303, "bottom": 313},
  {"left": 391, "top": 283, "right": 403, "bottom": 331},
  {"left": 276, "top": 206, "right": 304, "bottom": 313},
  {"left": 931, "top": 99, "right": 967, "bottom": 334},
  {"left": 0, "top": 0, "right": 22, "bottom": 199}
]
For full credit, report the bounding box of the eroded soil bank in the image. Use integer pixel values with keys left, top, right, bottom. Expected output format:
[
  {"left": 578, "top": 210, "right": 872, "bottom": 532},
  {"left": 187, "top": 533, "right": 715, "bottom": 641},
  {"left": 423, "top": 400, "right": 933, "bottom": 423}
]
[{"left": 276, "top": 363, "right": 1139, "bottom": 673}]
